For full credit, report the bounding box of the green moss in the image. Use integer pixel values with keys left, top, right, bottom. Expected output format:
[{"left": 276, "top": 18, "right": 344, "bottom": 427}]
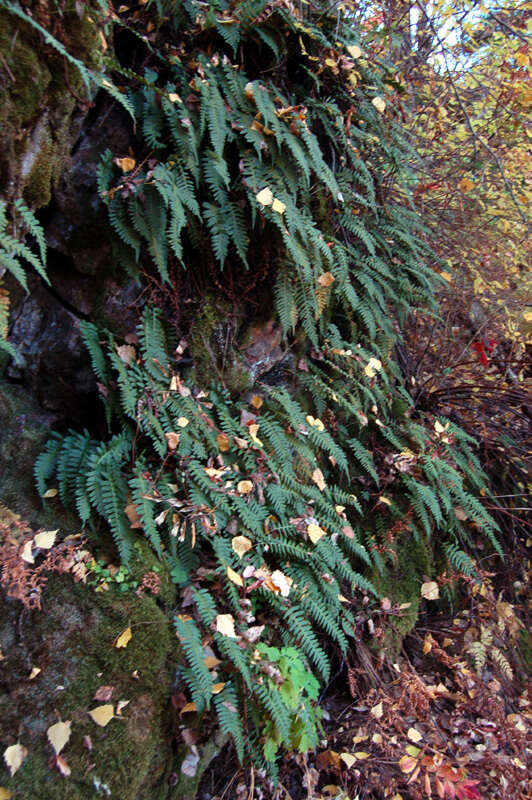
[
  {"left": 0, "top": 575, "right": 177, "bottom": 799},
  {"left": 373, "top": 532, "right": 433, "bottom": 654}
]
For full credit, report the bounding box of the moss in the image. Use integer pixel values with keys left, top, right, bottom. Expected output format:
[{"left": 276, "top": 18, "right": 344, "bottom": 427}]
[
  {"left": 0, "top": 574, "right": 177, "bottom": 799},
  {"left": 0, "top": 2, "right": 106, "bottom": 208},
  {"left": 373, "top": 532, "right": 433, "bottom": 654}
]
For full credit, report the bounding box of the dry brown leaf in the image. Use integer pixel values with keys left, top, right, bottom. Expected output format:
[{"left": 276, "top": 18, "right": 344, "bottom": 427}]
[
  {"left": 55, "top": 755, "right": 71, "bottom": 776},
  {"left": 165, "top": 432, "right": 181, "bottom": 450},
  {"left": 250, "top": 395, "right": 263, "bottom": 410},
  {"left": 88, "top": 705, "right": 114, "bottom": 727},
  {"left": 116, "top": 344, "right": 136, "bottom": 364},
  {"left": 212, "top": 683, "right": 225, "bottom": 695},
  {"left": 204, "top": 656, "right": 221, "bottom": 669},
  {"left": 317, "top": 271, "right": 335, "bottom": 287},
  {"left": 47, "top": 721, "right": 71, "bottom": 756},
  {"left": 93, "top": 685, "right": 114, "bottom": 703}
]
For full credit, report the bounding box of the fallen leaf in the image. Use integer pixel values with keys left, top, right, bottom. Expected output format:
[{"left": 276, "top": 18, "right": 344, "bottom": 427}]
[
  {"left": 440, "top": 271, "right": 453, "bottom": 283},
  {"left": 421, "top": 581, "right": 440, "bottom": 600},
  {"left": 55, "top": 755, "right": 71, "bottom": 777},
  {"left": 347, "top": 44, "right": 362, "bottom": 58},
  {"left": 340, "top": 752, "right": 357, "bottom": 768},
  {"left": 268, "top": 569, "right": 292, "bottom": 597},
  {"left": 312, "top": 468, "right": 326, "bottom": 491},
  {"left": 237, "top": 480, "right": 253, "bottom": 495},
  {"left": 212, "top": 683, "right": 225, "bottom": 695},
  {"left": 372, "top": 96, "right": 386, "bottom": 113},
  {"left": 0, "top": 788, "right": 12, "bottom": 799},
  {"left": 204, "top": 656, "right": 221, "bottom": 668},
  {"left": 34, "top": 530, "right": 58, "bottom": 549},
  {"left": 168, "top": 92, "right": 182, "bottom": 103},
  {"left": 21, "top": 540, "right": 34, "bottom": 563},
  {"left": 114, "top": 626, "right": 132, "bottom": 648},
  {"left": 318, "top": 271, "right": 335, "bottom": 287},
  {"left": 124, "top": 503, "right": 142, "bottom": 528},
  {"left": 272, "top": 198, "right": 286, "bottom": 214},
  {"left": 250, "top": 395, "right": 263, "bottom": 410},
  {"left": 232, "top": 535, "right": 252, "bottom": 558},
  {"left": 177, "top": 417, "right": 189, "bottom": 428},
  {"left": 307, "top": 523, "right": 326, "bottom": 544},
  {"left": 378, "top": 496, "right": 391, "bottom": 506},
  {"left": 93, "top": 685, "right": 114, "bottom": 703},
  {"left": 116, "top": 700, "right": 130, "bottom": 715},
  {"left": 458, "top": 177, "right": 474, "bottom": 193},
  {"left": 88, "top": 705, "right": 114, "bottom": 727},
  {"left": 242, "top": 625, "right": 265, "bottom": 643},
  {"left": 43, "top": 488, "right": 58, "bottom": 498},
  {"left": 116, "top": 344, "right": 136, "bottom": 364},
  {"left": 353, "top": 751, "right": 370, "bottom": 760},
  {"left": 305, "top": 415, "right": 325, "bottom": 431},
  {"left": 399, "top": 755, "right": 418, "bottom": 773},
  {"left": 28, "top": 667, "right": 41, "bottom": 680},
  {"left": 115, "top": 156, "right": 136, "bottom": 172},
  {"left": 47, "top": 720, "right": 71, "bottom": 756},
  {"left": 180, "top": 702, "right": 197, "bottom": 714},
  {"left": 165, "top": 432, "right": 181, "bottom": 450},
  {"left": 256, "top": 187, "right": 273, "bottom": 206},
  {"left": 217, "top": 433, "right": 230, "bottom": 452},
  {"left": 216, "top": 614, "right": 237, "bottom": 638},
  {"left": 407, "top": 727, "right": 422, "bottom": 743},
  {"left": 3, "top": 744, "right": 27, "bottom": 776},
  {"left": 248, "top": 423, "right": 263, "bottom": 446},
  {"left": 370, "top": 701, "right": 383, "bottom": 719},
  {"left": 226, "top": 566, "right": 244, "bottom": 587}
]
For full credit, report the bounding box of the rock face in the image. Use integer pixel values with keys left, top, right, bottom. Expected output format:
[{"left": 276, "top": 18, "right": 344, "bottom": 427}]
[{"left": 0, "top": 1, "right": 106, "bottom": 208}]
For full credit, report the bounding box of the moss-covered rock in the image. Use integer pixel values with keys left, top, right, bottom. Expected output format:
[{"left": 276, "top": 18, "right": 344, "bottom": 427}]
[
  {"left": 0, "top": 1, "right": 106, "bottom": 208},
  {"left": 373, "top": 531, "right": 433, "bottom": 654},
  {"left": 0, "top": 574, "right": 177, "bottom": 799}
]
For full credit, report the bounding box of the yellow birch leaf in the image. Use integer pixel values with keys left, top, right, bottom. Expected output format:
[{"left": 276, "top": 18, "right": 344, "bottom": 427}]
[
  {"left": 347, "top": 45, "right": 362, "bottom": 58},
  {"left": 47, "top": 720, "right": 71, "bottom": 756},
  {"left": 34, "top": 530, "right": 58, "bottom": 549},
  {"left": 407, "top": 727, "right": 422, "bottom": 743},
  {"left": 250, "top": 395, "right": 263, "bottom": 410},
  {"left": 3, "top": 744, "right": 27, "bottom": 777},
  {"left": 458, "top": 177, "right": 474, "bottom": 193},
  {"left": 177, "top": 417, "right": 189, "bottom": 428},
  {"left": 0, "top": 788, "right": 12, "bottom": 799},
  {"left": 440, "top": 271, "right": 453, "bottom": 283},
  {"left": 167, "top": 92, "right": 182, "bottom": 103},
  {"left": 353, "top": 751, "right": 370, "bottom": 759},
  {"left": 21, "top": 540, "right": 34, "bottom": 564},
  {"left": 28, "top": 666, "right": 41, "bottom": 680},
  {"left": 216, "top": 614, "right": 237, "bottom": 638},
  {"left": 307, "top": 523, "right": 326, "bottom": 544},
  {"left": 256, "top": 187, "right": 273, "bottom": 206},
  {"left": 212, "top": 682, "right": 225, "bottom": 695},
  {"left": 248, "top": 423, "right": 263, "bottom": 446},
  {"left": 204, "top": 656, "right": 221, "bottom": 668},
  {"left": 43, "top": 488, "right": 58, "bottom": 498},
  {"left": 312, "top": 468, "right": 326, "bottom": 491},
  {"left": 421, "top": 581, "right": 439, "bottom": 600},
  {"left": 88, "top": 705, "right": 114, "bottom": 727},
  {"left": 378, "top": 496, "right": 391, "bottom": 506},
  {"left": 372, "top": 96, "right": 386, "bottom": 113},
  {"left": 340, "top": 752, "right": 357, "bottom": 767},
  {"left": 114, "top": 626, "right": 132, "bottom": 648},
  {"left": 232, "top": 535, "right": 252, "bottom": 557},
  {"left": 217, "top": 433, "right": 230, "bottom": 452},
  {"left": 237, "top": 480, "right": 253, "bottom": 495},
  {"left": 115, "top": 157, "right": 136, "bottom": 172},
  {"left": 272, "top": 198, "right": 286, "bottom": 214},
  {"left": 180, "top": 702, "right": 197, "bottom": 714},
  {"left": 226, "top": 566, "right": 244, "bottom": 587},
  {"left": 370, "top": 701, "right": 383, "bottom": 719}
]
